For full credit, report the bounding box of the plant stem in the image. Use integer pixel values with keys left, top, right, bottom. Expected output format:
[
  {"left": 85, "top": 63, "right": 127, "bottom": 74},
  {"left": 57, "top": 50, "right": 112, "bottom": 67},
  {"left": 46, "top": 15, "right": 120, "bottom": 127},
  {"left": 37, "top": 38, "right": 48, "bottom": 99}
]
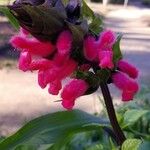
[{"left": 100, "top": 82, "right": 126, "bottom": 146}]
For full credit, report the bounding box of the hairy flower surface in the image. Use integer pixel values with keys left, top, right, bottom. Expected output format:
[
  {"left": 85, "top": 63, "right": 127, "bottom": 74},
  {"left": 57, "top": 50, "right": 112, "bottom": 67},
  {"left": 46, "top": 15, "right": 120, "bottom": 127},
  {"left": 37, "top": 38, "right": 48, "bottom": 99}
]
[
  {"left": 98, "top": 30, "right": 116, "bottom": 50},
  {"left": 18, "top": 51, "right": 31, "bottom": 71},
  {"left": 56, "top": 30, "right": 73, "bottom": 55},
  {"left": 117, "top": 60, "right": 138, "bottom": 79},
  {"left": 61, "top": 79, "right": 89, "bottom": 110},
  {"left": 99, "top": 50, "right": 114, "bottom": 69},
  {"left": 84, "top": 36, "right": 97, "bottom": 61},
  {"left": 112, "top": 72, "right": 139, "bottom": 101},
  {"left": 10, "top": 33, "right": 55, "bottom": 57}
]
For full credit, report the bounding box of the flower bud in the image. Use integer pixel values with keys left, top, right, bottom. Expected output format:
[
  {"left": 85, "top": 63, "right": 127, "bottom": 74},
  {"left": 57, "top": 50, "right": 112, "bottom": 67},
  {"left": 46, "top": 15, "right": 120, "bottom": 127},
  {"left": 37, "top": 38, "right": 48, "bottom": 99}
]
[
  {"left": 61, "top": 79, "right": 89, "bottom": 110},
  {"left": 117, "top": 60, "right": 138, "bottom": 79},
  {"left": 112, "top": 72, "right": 139, "bottom": 101}
]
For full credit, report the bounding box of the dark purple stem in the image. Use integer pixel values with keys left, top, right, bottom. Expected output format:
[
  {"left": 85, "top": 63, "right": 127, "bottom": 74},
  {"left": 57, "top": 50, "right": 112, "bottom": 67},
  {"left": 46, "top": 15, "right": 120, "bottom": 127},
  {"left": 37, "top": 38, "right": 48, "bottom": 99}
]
[{"left": 100, "top": 82, "right": 126, "bottom": 146}]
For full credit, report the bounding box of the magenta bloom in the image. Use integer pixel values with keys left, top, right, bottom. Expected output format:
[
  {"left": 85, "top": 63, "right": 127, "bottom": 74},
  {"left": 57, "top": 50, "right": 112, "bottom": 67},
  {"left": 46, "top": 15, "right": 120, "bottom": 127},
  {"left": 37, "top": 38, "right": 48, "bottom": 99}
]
[
  {"left": 56, "top": 30, "right": 72, "bottom": 55},
  {"left": 10, "top": 34, "right": 55, "bottom": 57},
  {"left": 37, "top": 58, "right": 77, "bottom": 90},
  {"left": 61, "top": 79, "right": 89, "bottom": 110},
  {"left": 48, "top": 80, "right": 62, "bottom": 95},
  {"left": 98, "top": 30, "right": 116, "bottom": 50},
  {"left": 117, "top": 60, "right": 138, "bottom": 79},
  {"left": 18, "top": 51, "right": 31, "bottom": 72},
  {"left": 29, "top": 59, "right": 53, "bottom": 71},
  {"left": 99, "top": 50, "right": 114, "bottom": 69},
  {"left": 83, "top": 36, "right": 97, "bottom": 61},
  {"left": 112, "top": 72, "right": 139, "bottom": 101},
  {"left": 38, "top": 70, "right": 49, "bottom": 89}
]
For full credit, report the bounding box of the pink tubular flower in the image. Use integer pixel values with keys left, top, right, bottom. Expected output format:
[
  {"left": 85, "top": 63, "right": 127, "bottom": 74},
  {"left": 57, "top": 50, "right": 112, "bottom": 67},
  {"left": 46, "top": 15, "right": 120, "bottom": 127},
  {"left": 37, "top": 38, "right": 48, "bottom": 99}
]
[
  {"left": 58, "top": 58, "right": 78, "bottom": 80},
  {"left": 29, "top": 59, "right": 53, "bottom": 71},
  {"left": 98, "top": 30, "right": 116, "bottom": 49},
  {"left": 38, "top": 70, "right": 50, "bottom": 89},
  {"left": 117, "top": 60, "right": 138, "bottom": 79},
  {"left": 99, "top": 50, "right": 114, "bottom": 69},
  {"left": 112, "top": 72, "right": 139, "bottom": 101},
  {"left": 61, "top": 79, "right": 89, "bottom": 110},
  {"left": 18, "top": 51, "right": 31, "bottom": 72},
  {"left": 56, "top": 30, "right": 72, "bottom": 55},
  {"left": 48, "top": 80, "right": 62, "bottom": 95},
  {"left": 53, "top": 53, "right": 69, "bottom": 67},
  {"left": 83, "top": 36, "right": 97, "bottom": 61},
  {"left": 37, "top": 58, "right": 77, "bottom": 89},
  {"left": 10, "top": 35, "right": 55, "bottom": 57}
]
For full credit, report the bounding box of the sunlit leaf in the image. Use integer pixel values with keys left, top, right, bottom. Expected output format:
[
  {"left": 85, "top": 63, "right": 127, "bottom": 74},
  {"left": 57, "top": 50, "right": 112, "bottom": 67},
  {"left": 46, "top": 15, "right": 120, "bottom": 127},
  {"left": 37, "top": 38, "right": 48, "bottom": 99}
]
[
  {"left": 0, "top": 110, "right": 108, "bottom": 149},
  {"left": 122, "top": 139, "right": 142, "bottom": 150},
  {"left": 123, "top": 109, "right": 149, "bottom": 127}
]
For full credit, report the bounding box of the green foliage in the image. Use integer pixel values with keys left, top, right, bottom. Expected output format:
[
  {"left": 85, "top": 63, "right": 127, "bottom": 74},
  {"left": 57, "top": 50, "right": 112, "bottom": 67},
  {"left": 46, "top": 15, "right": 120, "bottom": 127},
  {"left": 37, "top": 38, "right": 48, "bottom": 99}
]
[
  {"left": 67, "top": 20, "right": 88, "bottom": 45},
  {"left": 0, "top": 110, "right": 108, "bottom": 150},
  {"left": 0, "top": 6, "right": 19, "bottom": 30},
  {"left": 121, "top": 139, "right": 142, "bottom": 150},
  {"left": 1, "top": 87, "right": 150, "bottom": 149},
  {"left": 113, "top": 35, "right": 123, "bottom": 64},
  {"left": 123, "top": 109, "right": 149, "bottom": 128},
  {"left": 81, "top": 0, "right": 103, "bottom": 35},
  {"left": 89, "top": 16, "right": 103, "bottom": 35}
]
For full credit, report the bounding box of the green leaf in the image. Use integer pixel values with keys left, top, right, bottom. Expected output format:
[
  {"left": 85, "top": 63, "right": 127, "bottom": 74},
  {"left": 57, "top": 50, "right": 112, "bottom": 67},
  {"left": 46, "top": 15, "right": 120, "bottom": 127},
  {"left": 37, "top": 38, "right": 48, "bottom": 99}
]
[
  {"left": 0, "top": 6, "right": 19, "bottom": 30},
  {"left": 67, "top": 20, "right": 88, "bottom": 45},
  {"left": 15, "top": 145, "right": 36, "bottom": 150},
  {"left": 123, "top": 109, "right": 149, "bottom": 127},
  {"left": 122, "top": 139, "right": 142, "bottom": 150},
  {"left": 89, "top": 16, "right": 103, "bottom": 35},
  {"left": 0, "top": 110, "right": 108, "bottom": 150},
  {"left": 81, "top": 0, "right": 95, "bottom": 20},
  {"left": 138, "top": 141, "right": 150, "bottom": 150},
  {"left": 113, "top": 35, "right": 123, "bottom": 64},
  {"left": 0, "top": 137, "right": 5, "bottom": 143}
]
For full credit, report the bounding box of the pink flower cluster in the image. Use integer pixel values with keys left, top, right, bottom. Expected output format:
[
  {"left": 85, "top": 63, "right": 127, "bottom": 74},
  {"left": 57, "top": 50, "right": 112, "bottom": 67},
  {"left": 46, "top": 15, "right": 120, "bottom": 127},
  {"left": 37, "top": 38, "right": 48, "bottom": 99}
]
[
  {"left": 10, "top": 28, "right": 139, "bottom": 110},
  {"left": 84, "top": 30, "right": 116, "bottom": 69},
  {"left": 84, "top": 30, "right": 139, "bottom": 101},
  {"left": 10, "top": 28, "right": 88, "bottom": 110}
]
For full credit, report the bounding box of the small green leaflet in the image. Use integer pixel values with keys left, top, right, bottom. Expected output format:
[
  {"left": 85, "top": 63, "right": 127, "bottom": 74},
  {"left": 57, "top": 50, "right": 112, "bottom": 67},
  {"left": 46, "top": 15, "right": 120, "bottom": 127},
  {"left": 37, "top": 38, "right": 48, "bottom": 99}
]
[{"left": 0, "top": 6, "right": 19, "bottom": 30}]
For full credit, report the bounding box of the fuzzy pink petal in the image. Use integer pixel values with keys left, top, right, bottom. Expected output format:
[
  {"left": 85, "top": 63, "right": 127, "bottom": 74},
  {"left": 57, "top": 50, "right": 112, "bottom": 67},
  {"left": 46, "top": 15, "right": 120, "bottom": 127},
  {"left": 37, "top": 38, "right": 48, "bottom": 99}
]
[
  {"left": 38, "top": 70, "right": 50, "bottom": 89},
  {"left": 61, "top": 100, "right": 75, "bottom": 110},
  {"left": 112, "top": 72, "right": 139, "bottom": 101},
  {"left": 18, "top": 51, "right": 31, "bottom": 72},
  {"left": 83, "top": 36, "right": 98, "bottom": 61},
  {"left": 56, "top": 30, "right": 72, "bottom": 55},
  {"left": 99, "top": 50, "right": 114, "bottom": 69},
  {"left": 98, "top": 30, "right": 116, "bottom": 49},
  {"left": 48, "top": 80, "right": 62, "bottom": 95},
  {"left": 58, "top": 58, "right": 78, "bottom": 80},
  {"left": 53, "top": 53, "right": 69, "bottom": 67},
  {"left": 122, "top": 91, "right": 135, "bottom": 101},
  {"left": 117, "top": 60, "right": 138, "bottom": 79},
  {"left": 29, "top": 59, "right": 53, "bottom": 71},
  {"left": 61, "top": 79, "right": 89, "bottom": 110},
  {"left": 10, "top": 35, "right": 55, "bottom": 57}
]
